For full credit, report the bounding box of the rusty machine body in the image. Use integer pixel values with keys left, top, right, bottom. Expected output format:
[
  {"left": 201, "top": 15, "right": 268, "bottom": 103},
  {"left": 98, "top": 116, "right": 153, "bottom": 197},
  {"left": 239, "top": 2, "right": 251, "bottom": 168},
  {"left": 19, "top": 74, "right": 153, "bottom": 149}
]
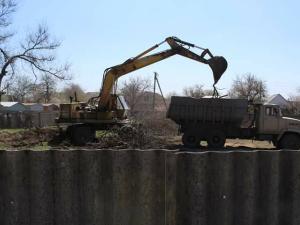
[{"left": 57, "top": 37, "right": 227, "bottom": 145}]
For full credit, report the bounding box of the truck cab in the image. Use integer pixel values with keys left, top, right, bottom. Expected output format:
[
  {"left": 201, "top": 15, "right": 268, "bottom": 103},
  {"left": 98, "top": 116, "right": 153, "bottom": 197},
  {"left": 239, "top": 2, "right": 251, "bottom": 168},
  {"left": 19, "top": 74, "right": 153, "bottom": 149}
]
[{"left": 257, "top": 104, "right": 300, "bottom": 149}]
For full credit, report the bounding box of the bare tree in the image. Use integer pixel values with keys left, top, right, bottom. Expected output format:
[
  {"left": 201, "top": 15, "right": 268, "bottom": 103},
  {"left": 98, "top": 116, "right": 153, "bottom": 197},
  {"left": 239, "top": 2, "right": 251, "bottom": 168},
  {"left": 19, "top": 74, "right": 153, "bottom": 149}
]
[
  {"left": 39, "top": 74, "right": 57, "bottom": 103},
  {"left": 165, "top": 91, "right": 178, "bottom": 100},
  {"left": 0, "top": 0, "right": 15, "bottom": 43},
  {"left": 120, "top": 77, "right": 151, "bottom": 111},
  {"left": 0, "top": 0, "right": 69, "bottom": 100},
  {"left": 30, "top": 85, "right": 44, "bottom": 103},
  {"left": 61, "top": 83, "right": 86, "bottom": 102},
  {"left": 183, "top": 84, "right": 214, "bottom": 98},
  {"left": 27, "top": 74, "right": 58, "bottom": 103},
  {"left": 9, "top": 75, "right": 34, "bottom": 102},
  {"left": 229, "top": 73, "right": 267, "bottom": 102}
]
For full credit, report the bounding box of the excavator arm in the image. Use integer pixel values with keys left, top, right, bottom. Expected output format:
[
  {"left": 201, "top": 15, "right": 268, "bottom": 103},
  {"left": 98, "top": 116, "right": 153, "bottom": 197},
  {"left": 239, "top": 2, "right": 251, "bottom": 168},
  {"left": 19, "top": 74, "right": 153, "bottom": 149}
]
[{"left": 98, "top": 37, "right": 227, "bottom": 110}]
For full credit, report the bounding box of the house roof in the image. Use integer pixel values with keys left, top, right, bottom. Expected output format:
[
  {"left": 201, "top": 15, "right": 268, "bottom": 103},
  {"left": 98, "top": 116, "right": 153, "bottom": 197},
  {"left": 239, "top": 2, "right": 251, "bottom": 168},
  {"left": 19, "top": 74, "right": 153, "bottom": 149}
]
[
  {"left": 23, "top": 103, "right": 43, "bottom": 106},
  {"left": 0, "top": 102, "right": 22, "bottom": 107},
  {"left": 42, "top": 103, "right": 59, "bottom": 106},
  {"left": 267, "top": 94, "right": 288, "bottom": 103},
  {"left": 266, "top": 94, "right": 290, "bottom": 108}
]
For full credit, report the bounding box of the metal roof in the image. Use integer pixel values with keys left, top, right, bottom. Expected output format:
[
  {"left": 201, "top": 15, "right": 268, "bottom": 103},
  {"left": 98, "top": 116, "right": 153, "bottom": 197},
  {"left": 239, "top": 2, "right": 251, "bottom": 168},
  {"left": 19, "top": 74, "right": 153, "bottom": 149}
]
[
  {"left": 0, "top": 101, "right": 22, "bottom": 107},
  {"left": 22, "top": 103, "right": 43, "bottom": 106}
]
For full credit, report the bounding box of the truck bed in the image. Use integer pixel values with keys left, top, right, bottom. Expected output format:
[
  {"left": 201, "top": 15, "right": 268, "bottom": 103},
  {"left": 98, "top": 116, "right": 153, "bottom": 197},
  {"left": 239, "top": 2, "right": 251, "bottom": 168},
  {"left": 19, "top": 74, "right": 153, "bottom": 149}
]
[{"left": 167, "top": 96, "right": 248, "bottom": 126}]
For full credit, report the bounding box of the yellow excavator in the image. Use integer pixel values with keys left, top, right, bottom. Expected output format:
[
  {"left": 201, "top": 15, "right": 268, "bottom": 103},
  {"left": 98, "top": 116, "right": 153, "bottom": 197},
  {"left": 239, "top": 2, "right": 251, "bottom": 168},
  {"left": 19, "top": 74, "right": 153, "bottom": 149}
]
[{"left": 58, "top": 36, "right": 227, "bottom": 145}]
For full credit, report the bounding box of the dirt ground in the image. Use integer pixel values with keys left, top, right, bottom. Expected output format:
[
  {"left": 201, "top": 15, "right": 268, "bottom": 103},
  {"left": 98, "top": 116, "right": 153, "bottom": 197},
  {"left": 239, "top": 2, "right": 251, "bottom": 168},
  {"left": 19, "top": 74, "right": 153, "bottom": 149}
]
[
  {"left": 165, "top": 136, "right": 275, "bottom": 150},
  {"left": 0, "top": 127, "right": 275, "bottom": 150}
]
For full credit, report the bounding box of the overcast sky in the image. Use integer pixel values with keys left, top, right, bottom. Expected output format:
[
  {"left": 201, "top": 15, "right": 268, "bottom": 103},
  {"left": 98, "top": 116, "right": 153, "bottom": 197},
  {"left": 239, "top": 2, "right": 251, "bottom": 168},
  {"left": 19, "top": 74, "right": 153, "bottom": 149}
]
[{"left": 11, "top": 0, "right": 300, "bottom": 97}]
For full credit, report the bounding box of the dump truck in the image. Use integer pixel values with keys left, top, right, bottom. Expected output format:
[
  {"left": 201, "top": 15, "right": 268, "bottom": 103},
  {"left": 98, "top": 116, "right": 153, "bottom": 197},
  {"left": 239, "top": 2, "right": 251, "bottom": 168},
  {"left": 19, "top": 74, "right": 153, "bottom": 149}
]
[
  {"left": 167, "top": 96, "right": 300, "bottom": 149},
  {"left": 57, "top": 37, "right": 227, "bottom": 145}
]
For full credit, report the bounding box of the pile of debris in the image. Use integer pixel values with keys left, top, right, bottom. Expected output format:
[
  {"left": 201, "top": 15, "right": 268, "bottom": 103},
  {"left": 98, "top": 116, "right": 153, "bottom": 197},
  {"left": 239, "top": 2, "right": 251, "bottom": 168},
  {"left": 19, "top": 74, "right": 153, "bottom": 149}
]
[
  {"left": 0, "top": 121, "right": 176, "bottom": 150},
  {"left": 52, "top": 123, "right": 172, "bottom": 150}
]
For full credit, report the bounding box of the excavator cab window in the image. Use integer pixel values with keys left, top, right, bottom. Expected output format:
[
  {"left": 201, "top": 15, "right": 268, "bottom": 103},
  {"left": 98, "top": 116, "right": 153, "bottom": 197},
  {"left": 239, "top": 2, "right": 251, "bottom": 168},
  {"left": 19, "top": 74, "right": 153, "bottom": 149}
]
[{"left": 117, "top": 96, "right": 129, "bottom": 110}]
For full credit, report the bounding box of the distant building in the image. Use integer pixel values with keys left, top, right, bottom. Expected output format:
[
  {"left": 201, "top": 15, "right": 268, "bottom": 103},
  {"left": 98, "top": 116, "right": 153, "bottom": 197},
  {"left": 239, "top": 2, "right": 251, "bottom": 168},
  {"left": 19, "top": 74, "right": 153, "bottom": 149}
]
[
  {"left": 85, "top": 92, "right": 99, "bottom": 99},
  {"left": 43, "top": 103, "right": 59, "bottom": 112},
  {"left": 23, "top": 103, "right": 44, "bottom": 112},
  {"left": 0, "top": 102, "right": 27, "bottom": 112},
  {"left": 0, "top": 95, "right": 14, "bottom": 102},
  {"left": 265, "top": 94, "right": 290, "bottom": 109}
]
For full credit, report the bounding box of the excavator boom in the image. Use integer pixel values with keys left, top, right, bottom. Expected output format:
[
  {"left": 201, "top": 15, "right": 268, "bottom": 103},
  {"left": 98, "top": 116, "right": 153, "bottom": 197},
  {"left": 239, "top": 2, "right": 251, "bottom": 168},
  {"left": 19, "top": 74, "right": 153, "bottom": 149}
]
[
  {"left": 165, "top": 37, "right": 227, "bottom": 85},
  {"left": 98, "top": 37, "right": 227, "bottom": 110}
]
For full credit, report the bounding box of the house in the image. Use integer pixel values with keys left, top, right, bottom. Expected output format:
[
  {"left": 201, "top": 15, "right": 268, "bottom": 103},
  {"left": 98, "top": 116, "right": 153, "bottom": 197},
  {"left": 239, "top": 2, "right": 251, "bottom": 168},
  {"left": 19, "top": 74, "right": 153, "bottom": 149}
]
[
  {"left": 0, "top": 95, "right": 14, "bottom": 101},
  {"left": 23, "top": 103, "right": 44, "bottom": 112},
  {"left": 43, "top": 103, "right": 59, "bottom": 112},
  {"left": 265, "top": 94, "right": 290, "bottom": 109},
  {"left": 0, "top": 102, "right": 27, "bottom": 112}
]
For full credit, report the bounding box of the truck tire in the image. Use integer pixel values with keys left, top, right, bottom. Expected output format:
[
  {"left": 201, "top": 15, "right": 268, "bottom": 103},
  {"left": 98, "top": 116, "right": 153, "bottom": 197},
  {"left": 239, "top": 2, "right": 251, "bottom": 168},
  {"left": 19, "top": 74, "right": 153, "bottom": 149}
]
[
  {"left": 69, "top": 125, "right": 95, "bottom": 146},
  {"left": 207, "top": 130, "right": 226, "bottom": 149},
  {"left": 278, "top": 133, "right": 300, "bottom": 150},
  {"left": 182, "top": 133, "right": 199, "bottom": 148}
]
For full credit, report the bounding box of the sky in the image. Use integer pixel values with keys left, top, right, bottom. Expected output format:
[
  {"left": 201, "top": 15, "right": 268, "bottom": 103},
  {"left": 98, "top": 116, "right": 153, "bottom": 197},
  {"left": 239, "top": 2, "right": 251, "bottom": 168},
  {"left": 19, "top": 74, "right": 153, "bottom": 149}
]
[{"left": 11, "top": 0, "right": 300, "bottom": 98}]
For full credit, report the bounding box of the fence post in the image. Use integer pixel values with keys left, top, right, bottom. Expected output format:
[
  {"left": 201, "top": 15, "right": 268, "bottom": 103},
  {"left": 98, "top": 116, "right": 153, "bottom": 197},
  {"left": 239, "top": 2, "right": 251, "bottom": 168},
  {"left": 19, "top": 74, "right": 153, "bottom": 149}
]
[{"left": 38, "top": 112, "right": 41, "bottom": 128}]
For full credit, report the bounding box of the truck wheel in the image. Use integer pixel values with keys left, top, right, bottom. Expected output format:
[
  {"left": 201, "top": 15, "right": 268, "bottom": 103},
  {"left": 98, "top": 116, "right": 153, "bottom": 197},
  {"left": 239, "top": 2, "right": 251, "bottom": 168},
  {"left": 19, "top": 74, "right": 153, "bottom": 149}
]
[
  {"left": 182, "top": 133, "right": 199, "bottom": 148},
  {"left": 279, "top": 133, "right": 300, "bottom": 150},
  {"left": 207, "top": 131, "right": 226, "bottom": 149},
  {"left": 69, "top": 125, "right": 95, "bottom": 146}
]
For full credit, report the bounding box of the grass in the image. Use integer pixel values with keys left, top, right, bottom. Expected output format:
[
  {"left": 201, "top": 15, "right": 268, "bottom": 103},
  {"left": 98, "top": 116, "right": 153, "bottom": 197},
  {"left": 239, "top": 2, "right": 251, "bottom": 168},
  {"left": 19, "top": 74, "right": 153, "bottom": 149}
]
[
  {"left": 0, "top": 127, "right": 57, "bottom": 150},
  {"left": 31, "top": 142, "right": 50, "bottom": 151},
  {"left": 96, "top": 130, "right": 106, "bottom": 138},
  {"left": 0, "top": 128, "right": 26, "bottom": 134}
]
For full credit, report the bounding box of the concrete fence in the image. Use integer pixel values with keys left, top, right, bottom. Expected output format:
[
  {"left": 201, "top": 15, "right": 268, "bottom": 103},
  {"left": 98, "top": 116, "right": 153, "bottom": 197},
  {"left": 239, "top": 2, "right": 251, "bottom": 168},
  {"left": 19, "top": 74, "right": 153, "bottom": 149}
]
[
  {"left": 0, "top": 111, "right": 58, "bottom": 128},
  {"left": 0, "top": 149, "right": 300, "bottom": 225}
]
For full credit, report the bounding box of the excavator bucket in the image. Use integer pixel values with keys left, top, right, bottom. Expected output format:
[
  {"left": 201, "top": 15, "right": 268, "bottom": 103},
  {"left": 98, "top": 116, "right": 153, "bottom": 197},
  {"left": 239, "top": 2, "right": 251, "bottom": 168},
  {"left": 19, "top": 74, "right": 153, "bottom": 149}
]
[{"left": 208, "top": 56, "right": 228, "bottom": 85}]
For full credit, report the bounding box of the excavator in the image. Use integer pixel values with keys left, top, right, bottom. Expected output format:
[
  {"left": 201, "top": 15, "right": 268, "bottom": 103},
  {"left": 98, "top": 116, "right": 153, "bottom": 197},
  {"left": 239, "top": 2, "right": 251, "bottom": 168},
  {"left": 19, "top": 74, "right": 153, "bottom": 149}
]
[{"left": 57, "top": 36, "right": 228, "bottom": 145}]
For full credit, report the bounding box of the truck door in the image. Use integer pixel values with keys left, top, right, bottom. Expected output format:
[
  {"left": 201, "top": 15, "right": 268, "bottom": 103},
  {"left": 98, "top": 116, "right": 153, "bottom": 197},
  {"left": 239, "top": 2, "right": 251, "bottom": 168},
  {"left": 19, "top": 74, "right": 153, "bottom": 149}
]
[{"left": 261, "top": 106, "right": 280, "bottom": 134}]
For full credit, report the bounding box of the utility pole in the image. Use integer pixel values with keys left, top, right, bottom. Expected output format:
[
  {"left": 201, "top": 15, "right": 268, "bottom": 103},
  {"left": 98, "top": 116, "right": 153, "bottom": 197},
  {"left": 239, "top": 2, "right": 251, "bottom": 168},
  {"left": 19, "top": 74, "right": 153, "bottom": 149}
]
[
  {"left": 153, "top": 73, "right": 157, "bottom": 111},
  {"left": 152, "top": 72, "right": 167, "bottom": 111}
]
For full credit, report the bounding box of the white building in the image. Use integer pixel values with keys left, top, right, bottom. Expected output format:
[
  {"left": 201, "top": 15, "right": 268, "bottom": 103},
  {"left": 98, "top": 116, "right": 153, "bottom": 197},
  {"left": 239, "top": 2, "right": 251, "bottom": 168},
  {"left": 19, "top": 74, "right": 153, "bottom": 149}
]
[{"left": 265, "top": 94, "right": 290, "bottom": 109}]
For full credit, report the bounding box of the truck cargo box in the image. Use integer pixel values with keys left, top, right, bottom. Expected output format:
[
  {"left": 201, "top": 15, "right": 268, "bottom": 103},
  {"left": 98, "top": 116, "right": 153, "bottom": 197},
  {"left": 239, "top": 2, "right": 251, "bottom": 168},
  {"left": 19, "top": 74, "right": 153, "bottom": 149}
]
[{"left": 167, "top": 96, "right": 248, "bottom": 126}]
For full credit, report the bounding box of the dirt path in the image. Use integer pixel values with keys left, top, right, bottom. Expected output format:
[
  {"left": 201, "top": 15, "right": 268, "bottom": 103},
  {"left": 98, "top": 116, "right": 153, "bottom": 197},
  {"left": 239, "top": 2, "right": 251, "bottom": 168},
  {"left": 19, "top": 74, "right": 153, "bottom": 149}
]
[
  {"left": 166, "top": 136, "right": 275, "bottom": 150},
  {"left": 0, "top": 128, "right": 275, "bottom": 150}
]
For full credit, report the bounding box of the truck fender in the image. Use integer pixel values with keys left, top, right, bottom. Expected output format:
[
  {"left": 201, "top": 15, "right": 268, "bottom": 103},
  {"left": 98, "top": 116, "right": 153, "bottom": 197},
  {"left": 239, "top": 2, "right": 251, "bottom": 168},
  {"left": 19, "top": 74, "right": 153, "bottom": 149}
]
[{"left": 277, "top": 129, "right": 300, "bottom": 142}]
